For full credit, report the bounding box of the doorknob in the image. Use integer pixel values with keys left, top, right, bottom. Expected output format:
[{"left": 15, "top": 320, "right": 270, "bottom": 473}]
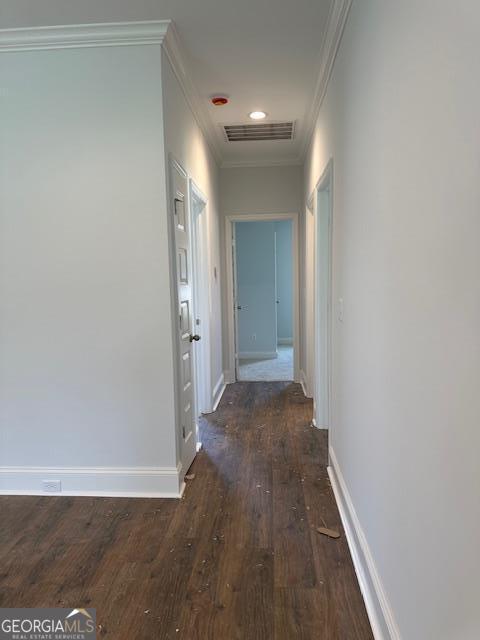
[
  {"left": 237, "top": 305, "right": 242, "bottom": 310},
  {"left": 189, "top": 334, "right": 201, "bottom": 342}
]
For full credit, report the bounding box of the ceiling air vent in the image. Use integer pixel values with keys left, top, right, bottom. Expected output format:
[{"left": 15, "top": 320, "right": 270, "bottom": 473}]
[{"left": 223, "top": 121, "right": 295, "bottom": 142}]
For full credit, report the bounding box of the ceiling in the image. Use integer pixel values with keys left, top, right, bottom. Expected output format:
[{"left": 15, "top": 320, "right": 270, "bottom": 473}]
[{"left": 0, "top": 0, "right": 336, "bottom": 167}]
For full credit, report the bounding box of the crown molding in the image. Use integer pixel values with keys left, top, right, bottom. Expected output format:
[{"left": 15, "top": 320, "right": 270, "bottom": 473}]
[
  {"left": 0, "top": 20, "right": 171, "bottom": 52},
  {"left": 0, "top": 7, "right": 352, "bottom": 168},
  {"left": 162, "top": 22, "right": 222, "bottom": 165},
  {"left": 299, "top": 0, "right": 353, "bottom": 161},
  {"left": 0, "top": 19, "right": 223, "bottom": 164}
]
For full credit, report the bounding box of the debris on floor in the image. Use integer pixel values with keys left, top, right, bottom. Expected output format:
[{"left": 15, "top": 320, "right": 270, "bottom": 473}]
[
  {"left": 316, "top": 526, "right": 341, "bottom": 539},
  {"left": 185, "top": 473, "right": 196, "bottom": 481}
]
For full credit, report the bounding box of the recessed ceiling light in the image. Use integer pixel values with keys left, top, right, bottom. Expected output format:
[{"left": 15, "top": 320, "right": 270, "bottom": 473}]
[{"left": 249, "top": 111, "right": 267, "bottom": 120}]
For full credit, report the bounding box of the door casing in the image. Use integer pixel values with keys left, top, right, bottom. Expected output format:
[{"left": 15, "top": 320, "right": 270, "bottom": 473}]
[
  {"left": 189, "top": 179, "right": 212, "bottom": 422},
  {"left": 308, "top": 158, "right": 333, "bottom": 432}
]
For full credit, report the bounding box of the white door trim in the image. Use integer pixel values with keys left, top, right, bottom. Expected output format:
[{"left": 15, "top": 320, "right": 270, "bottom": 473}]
[
  {"left": 309, "top": 158, "right": 334, "bottom": 430},
  {"left": 167, "top": 155, "right": 186, "bottom": 470},
  {"left": 189, "top": 179, "right": 212, "bottom": 419},
  {"left": 224, "top": 212, "right": 300, "bottom": 383}
]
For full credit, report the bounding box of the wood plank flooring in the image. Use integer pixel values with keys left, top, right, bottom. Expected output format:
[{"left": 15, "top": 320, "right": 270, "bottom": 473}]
[{"left": 0, "top": 382, "right": 373, "bottom": 639}]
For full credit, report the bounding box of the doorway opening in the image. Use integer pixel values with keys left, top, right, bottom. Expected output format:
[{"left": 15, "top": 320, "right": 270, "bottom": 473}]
[{"left": 225, "top": 213, "right": 300, "bottom": 383}]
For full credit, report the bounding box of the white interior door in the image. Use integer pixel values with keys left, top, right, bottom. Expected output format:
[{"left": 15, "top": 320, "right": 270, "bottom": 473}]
[{"left": 171, "top": 162, "right": 198, "bottom": 473}]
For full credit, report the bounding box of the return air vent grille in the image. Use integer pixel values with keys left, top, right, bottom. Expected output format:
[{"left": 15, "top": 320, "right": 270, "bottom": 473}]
[{"left": 223, "top": 121, "right": 295, "bottom": 142}]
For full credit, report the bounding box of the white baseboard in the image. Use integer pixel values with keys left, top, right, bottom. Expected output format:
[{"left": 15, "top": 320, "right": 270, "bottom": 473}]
[
  {"left": 211, "top": 373, "right": 226, "bottom": 412},
  {"left": 0, "top": 463, "right": 183, "bottom": 498},
  {"left": 311, "top": 416, "right": 328, "bottom": 431},
  {"left": 328, "top": 447, "right": 401, "bottom": 640},
  {"left": 238, "top": 351, "right": 277, "bottom": 360},
  {"left": 278, "top": 337, "right": 293, "bottom": 345},
  {"left": 178, "top": 480, "right": 186, "bottom": 499},
  {"left": 223, "top": 369, "right": 235, "bottom": 384},
  {"left": 299, "top": 369, "right": 310, "bottom": 397}
]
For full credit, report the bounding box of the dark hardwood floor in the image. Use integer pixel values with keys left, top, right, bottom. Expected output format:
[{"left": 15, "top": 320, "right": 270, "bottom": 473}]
[{"left": 0, "top": 382, "right": 373, "bottom": 639}]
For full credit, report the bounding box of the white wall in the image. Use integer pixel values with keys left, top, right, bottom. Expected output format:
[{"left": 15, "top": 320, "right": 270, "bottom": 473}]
[
  {"left": 275, "top": 220, "right": 293, "bottom": 341},
  {"left": 303, "top": 1, "right": 480, "bottom": 638},
  {"left": 161, "top": 53, "right": 223, "bottom": 405},
  {"left": 0, "top": 44, "right": 180, "bottom": 493},
  {"left": 235, "top": 221, "right": 277, "bottom": 357},
  {"left": 220, "top": 165, "right": 302, "bottom": 216}
]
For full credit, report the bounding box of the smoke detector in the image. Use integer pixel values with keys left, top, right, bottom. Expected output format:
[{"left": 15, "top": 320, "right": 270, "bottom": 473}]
[{"left": 211, "top": 95, "right": 229, "bottom": 106}]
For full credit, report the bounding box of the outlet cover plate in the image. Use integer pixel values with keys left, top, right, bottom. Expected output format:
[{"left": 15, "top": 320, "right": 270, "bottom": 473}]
[{"left": 42, "top": 480, "right": 62, "bottom": 493}]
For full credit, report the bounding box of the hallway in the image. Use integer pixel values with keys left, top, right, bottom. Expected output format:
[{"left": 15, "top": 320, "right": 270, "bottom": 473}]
[
  {"left": 2, "top": 2, "right": 480, "bottom": 636},
  {"left": 0, "top": 383, "right": 372, "bottom": 639}
]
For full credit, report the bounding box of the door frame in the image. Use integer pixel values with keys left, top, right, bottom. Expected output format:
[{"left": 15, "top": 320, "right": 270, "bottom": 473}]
[
  {"left": 308, "top": 158, "right": 333, "bottom": 430},
  {"left": 224, "top": 212, "right": 300, "bottom": 383},
  {"left": 189, "top": 179, "right": 212, "bottom": 426}
]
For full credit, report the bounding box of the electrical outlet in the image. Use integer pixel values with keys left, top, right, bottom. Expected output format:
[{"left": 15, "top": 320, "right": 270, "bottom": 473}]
[
  {"left": 252, "top": 334, "right": 256, "bottom": 342},
  {"left": 42, "top": 480, "right": 61, "bottom": 493}
]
